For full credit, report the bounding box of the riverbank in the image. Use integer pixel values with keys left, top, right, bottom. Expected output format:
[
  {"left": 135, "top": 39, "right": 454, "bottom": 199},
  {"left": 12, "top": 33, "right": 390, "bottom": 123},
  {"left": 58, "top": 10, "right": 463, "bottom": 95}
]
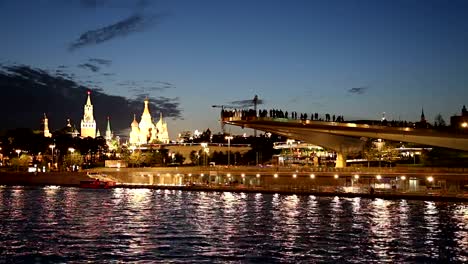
[
  {"left": 0, "top": 171, "right": 467, "bottom": 202},
  {"left": 112, "top": 184, "right": 468, "bottom": 202}
]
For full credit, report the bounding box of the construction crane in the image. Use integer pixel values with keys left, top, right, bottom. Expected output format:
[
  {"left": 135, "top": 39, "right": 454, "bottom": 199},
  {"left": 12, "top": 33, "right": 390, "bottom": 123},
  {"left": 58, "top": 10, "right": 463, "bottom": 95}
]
[
  {"left": 212, "top": 104, "right": 235, "bottom": 134},
  {"left": 214, "top": 95, "right": 264, "bottom": 136}
]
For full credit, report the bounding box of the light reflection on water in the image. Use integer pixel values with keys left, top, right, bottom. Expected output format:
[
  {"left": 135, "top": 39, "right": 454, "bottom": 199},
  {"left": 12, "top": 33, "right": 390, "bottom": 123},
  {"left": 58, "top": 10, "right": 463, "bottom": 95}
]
[{"left": 0, "top": 186, "right": 466, "bottom": 263}]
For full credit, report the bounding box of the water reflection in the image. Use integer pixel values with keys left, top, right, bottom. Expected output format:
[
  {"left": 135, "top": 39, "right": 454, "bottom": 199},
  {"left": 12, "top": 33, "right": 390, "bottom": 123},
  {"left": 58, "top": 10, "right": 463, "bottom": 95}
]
[
  {"left": 370, "top": 198, "right": 393, "bottom": 261},
  {"left": 0, "top": 187, "right": 466, "bottom": 263}
]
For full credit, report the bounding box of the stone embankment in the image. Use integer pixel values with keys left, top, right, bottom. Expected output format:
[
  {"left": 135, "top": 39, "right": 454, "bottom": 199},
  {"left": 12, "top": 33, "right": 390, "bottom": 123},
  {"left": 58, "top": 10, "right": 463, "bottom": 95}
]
[
  {"left": 1, "top": 170, "right": 467, "bottom": 202},
  {"left": 0, "top": 171, "right": 90, "bottom": 186}
]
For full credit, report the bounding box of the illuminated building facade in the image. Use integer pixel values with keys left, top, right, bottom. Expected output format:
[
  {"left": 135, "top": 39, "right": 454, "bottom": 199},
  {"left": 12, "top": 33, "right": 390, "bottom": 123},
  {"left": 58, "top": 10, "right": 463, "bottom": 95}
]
[
  {"left": 129, "top": 98, "right": 170, "bottom": 145},
  {"left": 105, "top": 117, "right": 113, "bottom": 142},
  {"left": 80, "top": 91, "right": 97, "bottom": 138},
  {"left": 43, "top": 113, "right": 52, "bottom": 138},
  {"left": 450, "top": 105, "right": 468, "bottom": 130}
]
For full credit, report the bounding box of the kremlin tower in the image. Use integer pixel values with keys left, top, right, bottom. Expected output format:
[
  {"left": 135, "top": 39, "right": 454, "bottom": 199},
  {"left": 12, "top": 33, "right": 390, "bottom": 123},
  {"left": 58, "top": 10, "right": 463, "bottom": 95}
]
[
  {"left": 105, "top": 116, "right": 113, "bottom": 142},
  {"left": 80, "top": 91, "right": 97, "bottom": 138},
  {"left": 43, "top": 113, "right": 52, "bottom": 138}
]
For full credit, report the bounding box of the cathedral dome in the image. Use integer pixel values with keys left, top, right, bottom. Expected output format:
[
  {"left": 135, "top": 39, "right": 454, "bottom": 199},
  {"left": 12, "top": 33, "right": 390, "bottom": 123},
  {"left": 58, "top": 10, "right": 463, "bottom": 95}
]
[{"left": 131, "top": 114, "right": 139, "bottom": 127}]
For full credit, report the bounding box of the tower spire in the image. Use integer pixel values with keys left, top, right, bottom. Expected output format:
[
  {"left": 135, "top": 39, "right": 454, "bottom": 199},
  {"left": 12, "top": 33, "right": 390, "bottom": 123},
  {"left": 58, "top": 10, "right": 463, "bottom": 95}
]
[
  {"left": 81, "top": 90, "right": 97, "bottom": 138},
  {"left": 143, "top": 97, "right": 150, "bottom": 115},
  {"left": 86, "top": 90, "right": 92, "bottom": 105},
  {"left": 105, "top": 116, "right": 112, "bottom": 141},
  {"left": 106, "top": 116, "right": 111, "bottom": 131},
  {"left": 421, "top": 107, "right": 426, "bottom": 122},
  {"left": 43, "top": 113, "right": 52, "bottom": 138}
]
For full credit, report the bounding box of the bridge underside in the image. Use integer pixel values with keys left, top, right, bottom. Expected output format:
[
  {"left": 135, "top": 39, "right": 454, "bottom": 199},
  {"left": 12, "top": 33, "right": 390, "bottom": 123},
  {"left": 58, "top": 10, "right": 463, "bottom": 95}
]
[{"left": 224, "top": 117, "right": 468, "bottom": 167}]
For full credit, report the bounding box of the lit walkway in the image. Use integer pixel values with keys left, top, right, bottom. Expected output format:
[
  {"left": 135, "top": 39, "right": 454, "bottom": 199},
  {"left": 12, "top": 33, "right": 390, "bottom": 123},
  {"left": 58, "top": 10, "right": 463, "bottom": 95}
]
[{"left": 222, "top": 116, "right": 468, "bottom": 151}]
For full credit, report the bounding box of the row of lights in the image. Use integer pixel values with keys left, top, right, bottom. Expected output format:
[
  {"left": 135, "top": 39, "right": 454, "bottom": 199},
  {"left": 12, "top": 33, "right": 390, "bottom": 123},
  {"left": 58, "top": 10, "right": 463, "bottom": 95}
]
[
  {"left": 149, "top": 173, "right": 435, "bottom": 182},
  {"left": 351, "top": 174, "right": 434, "bottom": 182}
]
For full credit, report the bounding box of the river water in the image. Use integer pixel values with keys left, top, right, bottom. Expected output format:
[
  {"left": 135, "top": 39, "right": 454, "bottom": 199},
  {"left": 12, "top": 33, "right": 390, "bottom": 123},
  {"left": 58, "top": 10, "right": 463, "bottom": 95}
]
[{"left": 0, "top": 186, "right": 466, "bottom": 263}]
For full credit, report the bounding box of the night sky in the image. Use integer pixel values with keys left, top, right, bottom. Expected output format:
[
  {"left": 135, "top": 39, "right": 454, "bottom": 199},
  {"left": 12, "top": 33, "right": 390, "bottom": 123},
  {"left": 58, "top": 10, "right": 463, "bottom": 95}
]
[{"left": 1, "top": 0, "right": 467, "bottom": 138}]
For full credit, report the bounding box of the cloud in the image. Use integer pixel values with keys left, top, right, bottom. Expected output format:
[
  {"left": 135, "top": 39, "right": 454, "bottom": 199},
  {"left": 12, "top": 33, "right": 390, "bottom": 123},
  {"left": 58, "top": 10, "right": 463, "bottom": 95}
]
[
  {"left": 117, "top": 80, "right": 137, "bottom": 86},
  {"left": 348, "top": 87, "right": 368, "bottom": 95},
  {"left": 0, "top": 64, "right": 182, "bottom": 136},
  {"left": 88, "top": 58, "right": 111, "bottom": 66},
  {"left": 228, "top": 97, "right": 264, "bottom": 108},
  {"left": 80, "top": 0, "right": 150, "bottom": 9},
  {"left": 79, "top": 0, "right": 110, "bottom": 8},
  {"left": 119, "top": 80, "right": 175, "bottom": 94},
  {"left": 68, "top": 13, "right": 164, "bottom": 51},
  {"left": 131, "top": 94, "right": 181, "bottom": 118},
  {"left": 78, "top": 63, "right": 100, "bottom": 72},
  {"left": 129, "top": 86, "right": 168, "bottom": 93}
]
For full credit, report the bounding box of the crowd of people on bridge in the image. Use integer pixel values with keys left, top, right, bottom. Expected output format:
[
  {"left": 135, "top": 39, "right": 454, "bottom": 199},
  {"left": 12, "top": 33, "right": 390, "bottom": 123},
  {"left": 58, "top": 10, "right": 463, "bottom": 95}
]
[
  {"left": 221, "top": 109, "right": 345, "bottom": 122},
  {"left": 221, "top": 108, "right": 426, "bottom": 129},
  {"left": 258, "top": 109, "right": 345, "bottom": 122}
]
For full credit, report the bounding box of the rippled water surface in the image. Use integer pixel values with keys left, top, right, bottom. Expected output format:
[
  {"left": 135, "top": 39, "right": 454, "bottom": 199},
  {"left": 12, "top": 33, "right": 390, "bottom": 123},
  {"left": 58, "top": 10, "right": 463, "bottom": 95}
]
[{"left": 0, "top": 186, "right": 467, "bottom": 263}]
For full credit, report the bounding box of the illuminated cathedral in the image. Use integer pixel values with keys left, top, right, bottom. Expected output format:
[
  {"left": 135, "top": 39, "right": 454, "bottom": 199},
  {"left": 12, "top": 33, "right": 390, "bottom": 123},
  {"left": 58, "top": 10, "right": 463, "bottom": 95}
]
[
  {"left": 41, "top": 92, "right": 169, "bottom": 145},
  {"left": 129, "top": 98, "right": 170, "bottom": 145}
]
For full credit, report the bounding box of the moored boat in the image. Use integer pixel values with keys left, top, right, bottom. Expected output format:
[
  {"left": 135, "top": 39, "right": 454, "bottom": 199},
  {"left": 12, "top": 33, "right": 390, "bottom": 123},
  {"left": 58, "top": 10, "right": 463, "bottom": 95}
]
[{"left": 80, "top": 179, "right": 115, "bottom": 189}]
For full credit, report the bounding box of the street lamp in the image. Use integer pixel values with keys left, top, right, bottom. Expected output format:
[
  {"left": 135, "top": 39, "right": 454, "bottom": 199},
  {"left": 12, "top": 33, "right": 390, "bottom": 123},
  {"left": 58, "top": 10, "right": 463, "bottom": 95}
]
[
  {"left": 15, "top": 149, "right": 21, "bottom": 158},
  {"left": 286, "top": 139, "right": 295, "bottom": 165},
  {"left": 130, "top": 145, "right": 136, "bottom": 152},
  {"left": 225, "top": 135, "right": 233, "bottom": 166},
  {"left": 49, "top": 144, "right": 55, "bottom": 167},
  {"left": 201, "top": 143, "right": 208, "bottom": 167},
  {"left": 204, "top": 147, "right": 209, "bottom": 167},
  {"left": 68, "top": 147, "right": 75, "bottom": 154}
]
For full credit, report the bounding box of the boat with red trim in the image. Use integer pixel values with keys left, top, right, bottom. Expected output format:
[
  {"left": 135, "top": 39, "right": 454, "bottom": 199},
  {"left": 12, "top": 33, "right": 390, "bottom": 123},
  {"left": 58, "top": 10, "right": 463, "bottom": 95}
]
[{"left": 79, "top": 179, "right": 115, "bottom": 189}]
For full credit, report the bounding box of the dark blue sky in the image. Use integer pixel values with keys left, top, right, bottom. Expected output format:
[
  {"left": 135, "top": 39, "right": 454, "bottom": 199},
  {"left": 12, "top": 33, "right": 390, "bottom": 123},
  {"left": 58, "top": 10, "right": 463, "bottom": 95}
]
[{"left": 1, "top": 0, "right": 467, "bottom": 137}]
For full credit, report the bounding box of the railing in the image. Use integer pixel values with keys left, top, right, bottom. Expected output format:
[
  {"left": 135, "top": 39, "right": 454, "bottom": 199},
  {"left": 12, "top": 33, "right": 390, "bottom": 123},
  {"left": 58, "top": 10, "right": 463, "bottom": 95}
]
[{"left": 99, "top": 165, "right": 468, "bottom": 174}]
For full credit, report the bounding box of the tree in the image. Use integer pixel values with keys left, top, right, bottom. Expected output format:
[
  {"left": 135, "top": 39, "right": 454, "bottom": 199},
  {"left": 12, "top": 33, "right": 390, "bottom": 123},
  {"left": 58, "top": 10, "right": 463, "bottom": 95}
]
[
  {"left": 11, "top": 154, "right": 31, "bottom": 171},
  {"left": 362, "top": 139, "right": 400, "bottom": 167},
  {"left": 126, "top": 151, "right": 144, "bottom": 167},
  {"left": 173, "top": 152, "right": 186, "bottom": 164},
  {"left": 189, "top": 150, "right": 199, "bottom": 165},
  {"left": 434, "top": 113, "right": 446, "bottom": 127},
  {"left": 63, "top": 152, "right": 84, "bottom": 171}
]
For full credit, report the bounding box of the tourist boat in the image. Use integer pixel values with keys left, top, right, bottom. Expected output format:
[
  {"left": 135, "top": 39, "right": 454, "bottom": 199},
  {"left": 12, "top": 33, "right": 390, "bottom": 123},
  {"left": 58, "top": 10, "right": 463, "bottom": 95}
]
[{"left": 79, "top": 179, "right": 116, "bottom": 189}]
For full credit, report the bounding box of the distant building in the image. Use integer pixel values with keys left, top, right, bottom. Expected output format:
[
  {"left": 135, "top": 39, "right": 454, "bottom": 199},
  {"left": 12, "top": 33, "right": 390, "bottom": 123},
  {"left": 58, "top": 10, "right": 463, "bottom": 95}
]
[
  {"left": 450, "top": 105, "right": 468, "bottom": 129},
  {"left": 415, "top": 108, "right": 430, "bottom": 128},
  {"left": 43, "top": 113, "right": 52, "bottom": 138},
  {"left": 129, "top": 98, "right": 170, "bottom": 145},
  {"left": 177, "top": 131, "right": 193, "bottom": 143},
  {"left": 80, "top": 91, "right": 97, "bottom": 138},
  {"left": 54, "top": 118, "right": 79, "bottom": 138},
  {"left": 105, "top": 117, "right": 119, "bottom": 151},
  {"left": 105, "top": 117, "right": 113, "bottom": 142}
]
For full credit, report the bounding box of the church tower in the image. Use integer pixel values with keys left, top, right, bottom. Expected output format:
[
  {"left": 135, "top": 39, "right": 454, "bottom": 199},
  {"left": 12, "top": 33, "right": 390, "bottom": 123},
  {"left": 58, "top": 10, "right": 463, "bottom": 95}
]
[
  {"left": 80, "top": 91, "right": 97, "bottom": 138},
  {"left": 420, "top": 108, "right": 426, "bottom": 123},
  {"left": 156, "top": 112, "right": 170, "bottom": 143},
  {"left": 105, "top": 116, "right": 113, "bottom": 142},
  {"left": 138, "top": 98, "right": 156, "bottom": 144},
  {"left": 129, "top": 114, "right": 141, "bottom": 144},
  {"left": 43, "top": 113, "right": 52, "bottom": 138}
]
